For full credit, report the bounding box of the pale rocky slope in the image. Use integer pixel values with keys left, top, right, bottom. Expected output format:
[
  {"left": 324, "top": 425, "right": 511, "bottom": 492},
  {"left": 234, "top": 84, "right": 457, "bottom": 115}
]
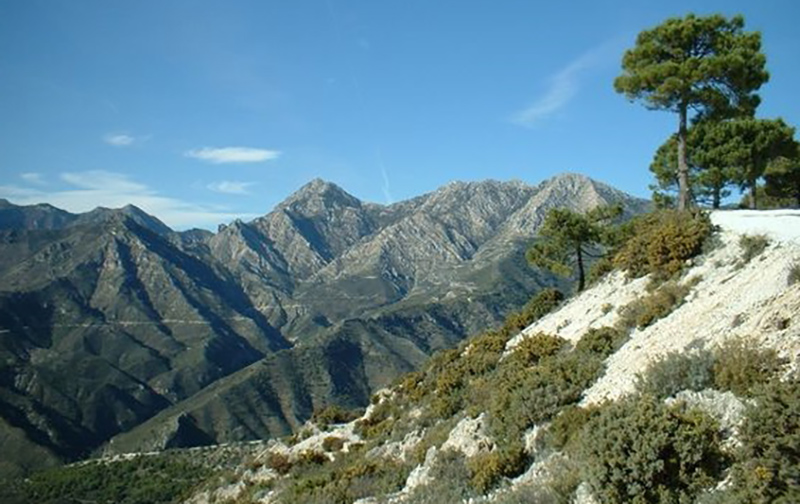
[{"left": 508, "top": 209, "right": 800, "bottom": 406}]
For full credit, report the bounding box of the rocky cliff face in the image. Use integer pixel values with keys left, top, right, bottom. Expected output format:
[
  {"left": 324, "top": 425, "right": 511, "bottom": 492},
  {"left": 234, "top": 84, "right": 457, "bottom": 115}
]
[
  {"left": 0, "top": 173, "right": 648, "bottom": 476},
  {"left": 207, "top": 174, "right": 648, "bottom": 342}
]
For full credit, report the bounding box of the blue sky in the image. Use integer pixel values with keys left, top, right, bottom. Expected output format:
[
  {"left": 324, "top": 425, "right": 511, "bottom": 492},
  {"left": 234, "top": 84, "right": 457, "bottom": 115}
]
[{"left": 1, "top": 0, "right": 799, "bottom": 230}]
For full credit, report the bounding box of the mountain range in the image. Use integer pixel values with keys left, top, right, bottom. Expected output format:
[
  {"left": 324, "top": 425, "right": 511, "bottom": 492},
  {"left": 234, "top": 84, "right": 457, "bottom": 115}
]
[{"left": 0, "top": 173, "right": 649, "bottom": 477}]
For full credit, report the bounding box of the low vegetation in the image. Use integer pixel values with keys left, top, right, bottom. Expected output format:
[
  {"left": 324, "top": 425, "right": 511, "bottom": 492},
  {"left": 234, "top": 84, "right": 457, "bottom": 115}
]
[
  {"left": 579, "top": 396, "right": 727, "bottom": 503},
  {"left": 612, "top": 209, "right": 713, "bottom": 280},
  {"left": 739, "top": 233, "right": 770, "bottom": 263},
  {"left": 617, "top": 280, "right": 691, "bottom": 329},
  {"left": 790, "top": 262, "right": 800, "bottom": 286},
  {"left": 637, "top": 338, "right": 783, "bottom": 400},
  {"left": 19, "top": 454, "right": 212, "bottom": 504},
  {"left": 277, "top": 450, "right": 410, "bottom": 504},
  {"left": 714, "top": 379, "right": 800, "bottom": 503}
]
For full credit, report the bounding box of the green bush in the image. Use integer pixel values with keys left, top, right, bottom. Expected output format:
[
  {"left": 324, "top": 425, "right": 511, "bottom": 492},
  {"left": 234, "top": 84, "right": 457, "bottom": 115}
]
[
  {"left": 503, "top": 288, "right": 565, "bottom": 334},
  {"left": 266, "top": 452, "right": 293, "bottom": 475},
  {"left": 509, "top": 332, "right": 567, "bottom": 366},
  {"left": 354, "top": 399, "right": 400, "bottom": 440},
  {"left": 739, "top": 234, "right": 770, "bottom": 263},
  {"left": 713, "top": 337, "right": 783, "bottom": 396},
  {"left": 546, "top": 405, "right": 596, "bottom": 451},
  {"left": 716, "top": 379, "right": 800, "bottom": 503},
  {"left": 321, "top": 436, "right": 346, "bottom": 452},
  {"left": 22, "top": 454, "right": 212, "bottom": 504},
  {"left": 636, "top": 349, "right": 715, "bottom": 399},
  {"left": 312, "top": 404, "right": 362, "bottom": 428},
  {"left": 788, "top": 263, "right": 800, "bottom": 286},
  {"left": 406, "top": 449, "right": 475, "bottom": 503},
  {"left": 493, "top": 455, "right": 580, "bottom": 504},
  {"left": 489, "top": 350, "right": 604, "bottom": 441},
  {"left": 613, "top": 210, "right": 713, "bottom": 279},
  {"left": 279, "top": 453, "right": 410, "bottom": 504},
  {"left": 588, "top": 256, "right": 615, "bottom": 285},
  {"left": 617, "top": 281, "right": 689, "bottom": 330},
  {"left": 574, "top": 326, "right": 627, "bottom": 357},
  {"left": 579, "top": 396, "right": 726, "bottom": 504},
  {"left": 461, "top": 330, "right": 507, "bottom": 375},
  {"left": 467, "top": 442, "right": 528, "bottom": 494}
]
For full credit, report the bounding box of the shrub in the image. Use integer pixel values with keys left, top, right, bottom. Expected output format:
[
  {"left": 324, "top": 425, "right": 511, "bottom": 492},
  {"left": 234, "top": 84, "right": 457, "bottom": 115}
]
[
  {"left": 462, "top": 330, "right": 507, "bottom": 375},
  {"left": 588, "top": 256, "right": 615, "bottom": 285},
  {"left": 502, "top": 288, "right": 565, "bottom": 334},
  {"left": 788, "top": 263, "right": 800, "bottom": 286},
  {"left": 613, "top": 210, "right": 713, "bottom": 279},
  {"left": 266, "top": 452, "right": 293, "bottom": 475},
  {"left": 467, "top": 442, "right": 528, "bottom": 494},
  {"left": 489, "top": 351, "right": 604, "bottom": 441},
  {"left": 574, "top": 326, "right": 627, "bottom": 357},
  {"left": 636, "top": 349, "right": 716, "bottom": 399},
  {"left": 546, "top": 405, "right": 596, "bottom": 451},
  {"left": 713, "top": 337, "right": 783, "bottom": 396},
  {"left": 493, "top": 455, "right": 580, "bottom": 504},
  {"left": 739, "top": 234, "right": 770, "bottom": 263},
  {"left": 312, "top": 404, "right": 362, "bottom": 429},
  {"left": 22, "top": 454, "right": 213, "bottom": 504},
  {"left": 718, "top": 379, "right": 800, "bottom": 503},
  {"left": 321, "top": 436, "right": 346, "bottom": 452},
  {"left": 617, "top": 281, "right": 689, "bottom": 329},
  {"left": 277, "top": 447, "right": 412, "bottom": 504},
  {"left": 579, "top": 396, "right": 726, "bottom": 503},
  {"left": 295, "top": 450, "right": 328, "bottom": 468},
  {"left": 406, "top": 449, "right": 475, "bottom": 503},
  {"left": 509, "top": 332, "right": 567, "bottom": 366}
]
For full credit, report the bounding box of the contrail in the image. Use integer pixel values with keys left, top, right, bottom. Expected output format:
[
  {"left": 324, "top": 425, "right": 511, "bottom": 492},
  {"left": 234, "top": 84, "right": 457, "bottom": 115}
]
[
  {"left": 376, "top": 147, "right": 393, "bottom": 204},
  {"left": 324, "top": 0, "right": 393, "bottom": 204}
]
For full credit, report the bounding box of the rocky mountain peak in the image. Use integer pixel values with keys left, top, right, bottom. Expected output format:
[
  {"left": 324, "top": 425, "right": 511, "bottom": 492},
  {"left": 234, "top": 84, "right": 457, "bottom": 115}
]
[
  {"left": 79, "top": 205, "right": 173, "bottom": 236},
  {"left": 279, "top": 178, "right": 363, "bottom": 215}
]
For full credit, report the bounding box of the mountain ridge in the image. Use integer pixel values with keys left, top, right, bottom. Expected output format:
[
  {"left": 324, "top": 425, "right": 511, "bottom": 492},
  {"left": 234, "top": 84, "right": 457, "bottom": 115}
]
[{"left": 0, "top": 173, "right": 649, "bottom": 477}]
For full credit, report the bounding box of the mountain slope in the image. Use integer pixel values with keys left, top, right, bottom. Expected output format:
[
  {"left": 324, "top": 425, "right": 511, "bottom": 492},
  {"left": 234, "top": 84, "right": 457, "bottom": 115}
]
[
  {"left": 144, "top": 210, "right": 799, "bottom": 504},
  {"left": 0, "top": 173, "right": 648, "bottom": 476},
  {"left": 0, "top": 217, "right": 289, "bottom": 472},
  {"left": 98, "top": 174, "right": 647, "bottom": 455}
]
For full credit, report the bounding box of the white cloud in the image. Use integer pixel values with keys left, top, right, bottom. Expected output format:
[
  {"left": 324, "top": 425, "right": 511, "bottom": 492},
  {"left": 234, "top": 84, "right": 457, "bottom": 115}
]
[
  {"left": 61, "top": 170, "right": 149, "bottom": 192},
  {"left": 207, "top": 180, "right": 256, "bottom": 195},
  {"left": 0, "top": 170, "right": 255, "bottom": 230},
  {"left": 510, "top": 41, "right": 616, "bottom": 127},
  {"left": 184, "top": 146, "right": 280, "bottom": 164},
  {"left": 20, "top": 172, "right": 45, "bottom": 185},
  {"left": 103, "top": 133, "right": 136, "bottom": 146}
]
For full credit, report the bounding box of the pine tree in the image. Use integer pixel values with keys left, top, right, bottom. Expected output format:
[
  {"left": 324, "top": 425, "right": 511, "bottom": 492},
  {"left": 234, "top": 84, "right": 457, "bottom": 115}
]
[
  {"left": 526, "top": 205, "right": 621, "bottom": 292},
  {"left": 615, "top": 14, "right": 768, "bottom": 210}
]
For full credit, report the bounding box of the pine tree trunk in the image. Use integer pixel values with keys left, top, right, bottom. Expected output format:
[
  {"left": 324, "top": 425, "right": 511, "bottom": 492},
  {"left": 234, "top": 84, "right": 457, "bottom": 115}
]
[
  {"left": 750, "top": 180, "right": 758, "bottom": 209},
  {"left": 677, "top": 103, "right": 692, "bottom": 211},
  {"left": 576, "top": 245, "right": 585, "bottom": 292}
]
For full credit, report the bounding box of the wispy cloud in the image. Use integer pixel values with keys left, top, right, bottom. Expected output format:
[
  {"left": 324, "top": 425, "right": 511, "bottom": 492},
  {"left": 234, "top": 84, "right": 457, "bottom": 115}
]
[
  {"left": 20, "top": 172, "right": 45, "bottom": 185},
  {"left": 185, "top": 146, "right": 280, "bottom": 164},
  {"left": 510, "top": 41, "right": 616, "bottom": 127},
  {"left": 207, "top": 180, "right": 256, "bottom": 195},
  {"left": 103, "top": 133, "right": 136, "bottom": 146},
  {"left": 0, "top": 170, "right": 254, "bottom": 230},
  {"left": 375, "top": 147, "right": 393, "bottom": 204}
]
